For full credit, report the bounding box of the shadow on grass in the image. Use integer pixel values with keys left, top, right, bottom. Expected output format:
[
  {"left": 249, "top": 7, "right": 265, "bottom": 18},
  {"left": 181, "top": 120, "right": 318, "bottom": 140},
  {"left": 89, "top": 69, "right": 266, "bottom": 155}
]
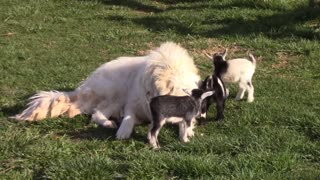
[
  {"left": 92, "top": 0, "right": 320, "bottom": 40},
  {"left": 160, "top": 0, "right": 310, "bottom": 11},
  {"left": 296, "top": 120, "right": 320, "bottom": 142},
  {"left": 82, "top": 0, "right": 164, "bottom": 13},
  {"left": 156, "top": 0, "right": 208, "bottom": 5},
  {"left": 58, "top": 126, "right": 118, "bottom": 141},
  {"left": 201, "top": 7, "right": 320, "bottom": 40},
  {"left": 1, "top": 104, "right": 27, "bottom": 117},
  {"left": 58, "top": 124, "right": 151, "bottom": 144},
  {"left": 107, "top": 15, "right": 193, "bottom": 36},
  {"left": 305, "top": 127, "right": 320, "bottom": 141},
  {"left": 312, "top": 74, "right": 320, "bottom": 79}
]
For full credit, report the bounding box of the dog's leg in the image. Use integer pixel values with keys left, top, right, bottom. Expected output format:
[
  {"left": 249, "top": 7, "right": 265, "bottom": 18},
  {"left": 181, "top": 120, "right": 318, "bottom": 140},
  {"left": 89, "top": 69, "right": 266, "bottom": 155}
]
[
  {"left": 116, "top": 113, "right": 136, "bottom": 139},
  {"left": 91, "top": 108, "right": 117, "bottom": 128}
]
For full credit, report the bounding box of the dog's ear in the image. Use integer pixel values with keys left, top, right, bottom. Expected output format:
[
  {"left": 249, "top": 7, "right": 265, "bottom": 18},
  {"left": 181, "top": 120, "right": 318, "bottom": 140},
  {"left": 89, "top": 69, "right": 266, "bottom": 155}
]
[{"left": 221, "top": 48, "right": 228, "bottom": 60}]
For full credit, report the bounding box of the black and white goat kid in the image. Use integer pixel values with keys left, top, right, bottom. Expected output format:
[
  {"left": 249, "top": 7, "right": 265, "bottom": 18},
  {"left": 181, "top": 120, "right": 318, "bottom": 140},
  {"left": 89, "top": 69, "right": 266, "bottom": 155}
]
[
  {"left": 148, "top": 89, "right": 214, "bottom": 148},
  {"left": 205, "top": 49, "right": 256, "bottom": 102},
  {"left": 200, "top": 74, "right": 227, "bottom": 121}
]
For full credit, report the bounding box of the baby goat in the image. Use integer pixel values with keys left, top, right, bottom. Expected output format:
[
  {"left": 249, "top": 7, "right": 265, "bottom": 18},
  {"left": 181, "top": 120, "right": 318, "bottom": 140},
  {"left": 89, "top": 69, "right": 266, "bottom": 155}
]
[
  {"left": 148, "top": 89, "right": 213, "bottom": 148},
  {"left": 206, "top": 49, "right": 256, "bottom": 102},
  {"left": 200, "top": 74, "right": 227, "bottom": 121}
]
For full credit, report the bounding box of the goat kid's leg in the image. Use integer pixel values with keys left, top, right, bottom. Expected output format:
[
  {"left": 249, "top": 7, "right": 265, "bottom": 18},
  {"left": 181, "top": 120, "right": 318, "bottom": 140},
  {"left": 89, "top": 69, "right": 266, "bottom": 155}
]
[
  {"left": 215, "top": 100, "right": 225, "bottom": 121},
  {"left": 235, "top": 81, "right": 246, "bottom": 101},
  {"left": 116, "top": 113, "right": 136, "bottom": 140},
  {"left": 225, "top": 88, "right": 230, "bottom": 98},
  {"left": 179, "top": 121, "right": 189, "bottom": 143},
  {"left": 186, "top": 118, "right": 196, "bottom": 138},
  {"left": 147, "top": 122, "right": 153, "bottom": 142},
  {"left": 91, "top": 109, "right": 117, "bottom": 128},
  {"left": 246, "top": 81, "right": 254, "bottom": 103},
  {"left": 148, "top": 124, "right": 158, "bottom": 148},
  {"left": 149, "top": 119, "right": 165, "bottom": 149}
]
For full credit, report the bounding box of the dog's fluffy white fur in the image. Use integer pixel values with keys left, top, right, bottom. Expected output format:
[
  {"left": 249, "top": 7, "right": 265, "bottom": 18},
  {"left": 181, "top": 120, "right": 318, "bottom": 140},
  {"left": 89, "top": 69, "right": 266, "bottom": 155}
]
[{"left": 13, "top": 42, "right": 201, "bottom": 139}]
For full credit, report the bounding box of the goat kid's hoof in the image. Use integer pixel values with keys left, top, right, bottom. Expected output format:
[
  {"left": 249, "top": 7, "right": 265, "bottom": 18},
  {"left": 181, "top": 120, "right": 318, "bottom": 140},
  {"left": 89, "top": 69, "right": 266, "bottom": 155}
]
[
  {"left": 225, "top": 89, "right": 230, "bottom": 97},
  {"left": 187, "top": 130, "right": 195, "bottom": 138},
  {"left": 215, "top": 117, "right": 224, "bottom": 121},
  {"left": 149, "top": 141, "right": 160, "bottom": 149},
  {"left": 152, "top": 144, "right": 161, "bottom": 149},
  {"left": 181, "top": 137, "right": 190, "bottom": 143},
  {"left": 247, "top": 98, "right": 254, "bottom": 103},
  {"left": 198, "top": 119, "right": 209, "bottom": 126}
]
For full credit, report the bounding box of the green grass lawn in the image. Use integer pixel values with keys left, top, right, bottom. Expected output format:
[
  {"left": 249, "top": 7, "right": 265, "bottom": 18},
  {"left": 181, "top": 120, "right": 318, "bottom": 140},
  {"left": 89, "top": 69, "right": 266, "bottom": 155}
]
[{"left": 1, "top": 0, "right": 320, "bottom": 179}]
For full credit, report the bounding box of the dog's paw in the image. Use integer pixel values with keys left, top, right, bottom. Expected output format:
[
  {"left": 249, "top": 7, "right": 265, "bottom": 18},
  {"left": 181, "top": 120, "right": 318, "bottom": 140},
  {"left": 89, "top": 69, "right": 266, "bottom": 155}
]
[
  {"left": 116, "top": 129, "right": 132, "bottom": 139},
  {"left": 102, "top": 120, "right": 118, "bottom": 128}
]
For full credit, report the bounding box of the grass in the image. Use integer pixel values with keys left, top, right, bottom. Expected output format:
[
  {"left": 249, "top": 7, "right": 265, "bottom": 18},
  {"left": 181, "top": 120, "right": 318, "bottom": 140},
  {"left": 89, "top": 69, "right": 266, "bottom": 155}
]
[{"left": 1, "top": 0, "right": 320, "bottom": 179}]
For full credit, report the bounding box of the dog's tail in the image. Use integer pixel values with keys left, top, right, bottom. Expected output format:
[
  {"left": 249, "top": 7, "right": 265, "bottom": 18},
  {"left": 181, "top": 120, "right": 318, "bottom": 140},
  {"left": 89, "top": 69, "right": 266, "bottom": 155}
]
[
  {"left": 11, "top": 90, "right": 81, "bottom": 121},
  {"left": 248, "top": 53, "right": 256, "bottom": 67}
]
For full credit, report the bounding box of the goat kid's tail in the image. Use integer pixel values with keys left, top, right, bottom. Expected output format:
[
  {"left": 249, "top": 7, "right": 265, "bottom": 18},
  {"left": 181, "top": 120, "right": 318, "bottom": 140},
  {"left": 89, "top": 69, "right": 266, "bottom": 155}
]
[
  {"left": 11, "top": 91, "right": 81, "bottom": 121},
  {"left": 248, "top": 53, "right": 256, "bottom": 66}
]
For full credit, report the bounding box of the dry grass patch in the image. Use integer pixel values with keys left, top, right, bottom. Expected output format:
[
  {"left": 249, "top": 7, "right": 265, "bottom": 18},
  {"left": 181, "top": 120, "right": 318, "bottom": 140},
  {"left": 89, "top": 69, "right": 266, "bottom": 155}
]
[
  {"left": 135, "top": 42, "right": 156, "bottom": 56},
  {"left": 272, "top": 51, "right": 301, "bottom": 69}
]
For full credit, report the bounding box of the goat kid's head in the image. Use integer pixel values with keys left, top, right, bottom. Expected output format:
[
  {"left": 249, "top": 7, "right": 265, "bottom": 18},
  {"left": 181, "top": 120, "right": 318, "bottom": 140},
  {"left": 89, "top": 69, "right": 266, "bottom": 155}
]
[
  {"left": 199, "top": 76, "right": 215, "bottom": 118},
  {"left": 200, "top": 75, "right": 213, "bottom": 91},
  {"left": 183, "top": 89, "right": 214, "bottom": 100},
  {"left": 193, "top": 89, "right": 214, "bottom": 100},
  {"left": 205, "top": 49, "right": 227, "bottom": 63}
]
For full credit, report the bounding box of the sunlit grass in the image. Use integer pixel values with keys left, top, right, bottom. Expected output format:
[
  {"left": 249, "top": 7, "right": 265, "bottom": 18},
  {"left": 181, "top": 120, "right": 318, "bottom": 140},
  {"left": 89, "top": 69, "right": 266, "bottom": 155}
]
[{"left": 0, "top": 0, "right": 319, "bottom": 179}]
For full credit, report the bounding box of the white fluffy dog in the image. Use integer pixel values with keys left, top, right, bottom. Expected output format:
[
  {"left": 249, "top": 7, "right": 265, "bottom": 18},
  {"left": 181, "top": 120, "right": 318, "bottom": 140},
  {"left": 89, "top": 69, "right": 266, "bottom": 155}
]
[{"left": 12, "top": 42, "right": 201, "bottom": 140}]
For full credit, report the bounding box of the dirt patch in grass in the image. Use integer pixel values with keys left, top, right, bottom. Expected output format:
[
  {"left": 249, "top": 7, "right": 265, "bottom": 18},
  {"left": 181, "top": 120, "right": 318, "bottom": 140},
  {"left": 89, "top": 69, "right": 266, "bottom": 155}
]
[
  {"left": 191, "top": 39, "right": 261, "bottom": 60},
  {"left": 0, "top": 86, "right": 19, "bottom": 97},
  {"left": 272, "top": 51, "right": 301, "bottom": 69},
  {"left": 135, "top": 42, "right": 156, "bottom": 55}
]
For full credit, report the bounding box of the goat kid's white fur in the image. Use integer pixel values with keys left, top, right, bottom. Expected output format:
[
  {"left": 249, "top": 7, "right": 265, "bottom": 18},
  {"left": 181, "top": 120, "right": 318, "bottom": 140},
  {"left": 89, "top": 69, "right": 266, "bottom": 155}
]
[
  {"left": 206, "top": 49, "right": 256, "bottom": 102},
  {"left": 13, "top": 42, "right": 201, "bottom": 140}
]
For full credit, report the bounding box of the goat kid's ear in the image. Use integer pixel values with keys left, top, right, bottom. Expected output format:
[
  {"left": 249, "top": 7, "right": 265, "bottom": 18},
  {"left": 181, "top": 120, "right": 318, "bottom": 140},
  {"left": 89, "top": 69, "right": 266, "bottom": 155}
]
[
  {"left": 182, "top": 88, "right": 191, "bottom": 96},
  {"left": 222, "top": 48, "right": 228, "bottom": 60},
  {"left": 206, "top": 75, "right": 212, "bottom": 90},
  {"left": 204, "top": 52, "right": 213, "bottom": 60},
  {"left": 201, "top": 91, "right": 215, "bottom": 100}
]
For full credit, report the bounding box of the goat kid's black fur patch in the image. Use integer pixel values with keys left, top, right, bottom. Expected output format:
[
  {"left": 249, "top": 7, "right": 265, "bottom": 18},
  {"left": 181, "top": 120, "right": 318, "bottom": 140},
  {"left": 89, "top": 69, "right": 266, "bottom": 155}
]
[
  {"left": 213, "top": 55, "right": 228, "bottom": 77},
  {"left": 200, "top": 75, "right": 226, "bottom": 121}
]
